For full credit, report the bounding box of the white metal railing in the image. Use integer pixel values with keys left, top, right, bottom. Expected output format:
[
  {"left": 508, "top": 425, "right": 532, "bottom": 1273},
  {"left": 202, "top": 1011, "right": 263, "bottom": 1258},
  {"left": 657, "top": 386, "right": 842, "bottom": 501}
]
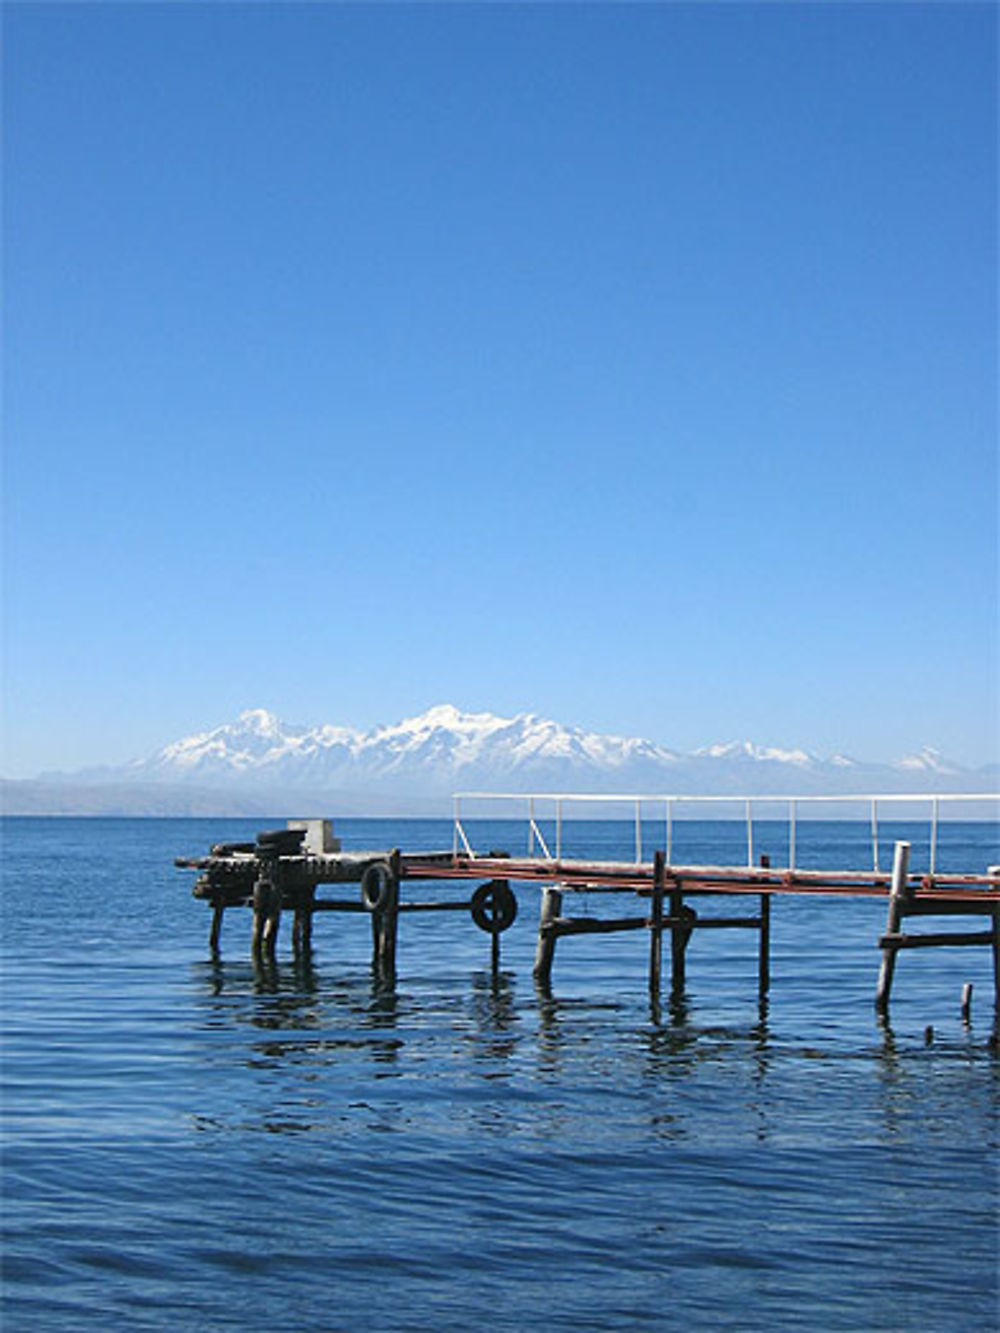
[{"left": 451, "top": 791, "right": 1000, "bottom": 875}]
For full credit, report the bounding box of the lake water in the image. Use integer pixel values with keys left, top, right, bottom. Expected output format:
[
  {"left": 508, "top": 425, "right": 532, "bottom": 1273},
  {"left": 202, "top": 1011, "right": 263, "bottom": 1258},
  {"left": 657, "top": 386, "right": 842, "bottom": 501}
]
[{"left": 2, "top": 816, "right": 998, "bottom": 1331}]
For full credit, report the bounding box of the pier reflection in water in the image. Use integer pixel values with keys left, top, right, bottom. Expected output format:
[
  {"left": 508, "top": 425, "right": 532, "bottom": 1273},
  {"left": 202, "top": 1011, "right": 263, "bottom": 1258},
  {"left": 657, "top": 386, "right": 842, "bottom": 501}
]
[{"left": 2, "top": 816, "right": 998, "bottom": 1333}]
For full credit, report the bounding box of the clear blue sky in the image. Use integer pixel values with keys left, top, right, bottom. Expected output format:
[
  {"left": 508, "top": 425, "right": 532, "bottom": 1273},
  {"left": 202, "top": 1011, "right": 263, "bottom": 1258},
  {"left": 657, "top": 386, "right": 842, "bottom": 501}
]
[{"left": 3, "top": 2, "right": 997, "bottom": 776}]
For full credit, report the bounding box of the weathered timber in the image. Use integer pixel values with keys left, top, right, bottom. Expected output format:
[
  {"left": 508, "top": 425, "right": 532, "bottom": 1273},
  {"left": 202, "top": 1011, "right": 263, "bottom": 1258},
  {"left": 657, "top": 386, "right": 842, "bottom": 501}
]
[
  {"left": 758, "top": 855, "right": 772, "bottom": 1000},
  {"left": 670, "top": 887, "right": 693, "bottom": 996},
  {"left": 209, "top": 901, "right": 225, "bottom": 954},
  {"left": 649, "top": 850, "right": 666, "bottom": 997},
  {"left": 692, "top": 916, "right": 766, "bottom": 929},
  {"left": 292, "top": 886, "right": 315, "bottom": 955},
  {"left": 879, "top": 930, "right": 997, "bottom": 949},
  {"left": 875, "top": 841, "right": 911, "bottom": 1015},
  {"left": 548, "top": 915, "right": 649, "bottom": 936},
  {"left": 903, "top": 898, "right": 1000, "bottom": 916},
  {"left": 873, "top": 843, "right": 1000, "bottom": 1013},
  {"left": 533, "top": 887, "right": 563, "bottom": 985},
  {"left": 178, "top": 820, "right": 1000, "bottom": 1014}
]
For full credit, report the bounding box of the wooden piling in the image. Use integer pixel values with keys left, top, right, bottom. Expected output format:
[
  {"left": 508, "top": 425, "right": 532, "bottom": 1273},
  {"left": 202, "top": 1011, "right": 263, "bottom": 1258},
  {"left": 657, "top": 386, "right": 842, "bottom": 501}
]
[
  {"left": 961, "top": 982, "right": 973, "bottom": 1022},
  {"left": 209, "top": 901, "right": 225, "bottom": 954},
  {"left": 293, "top": 887, "right": 315, "bottom": 956},
  {"left": 533, "top": 886, "right": 563, "bottom": 985},
  {"left": 262, "top": 881, "right": 282, "bottom": 961},
  {"left": 371, "top": 851, "right": 401, "bottom": 980},
  {"left": 251, "top": 875, "right": 268, "bottom": 958},
  {"left": 875, "top": 840, "right": 911, "bottom": 1015},
  {"left": 649, "top": 851, "right": 666, "bottom": 997},
  {"left": 669, "top": 884, "right": 693, "bottom": 995},
  {"left": 758, "top": 855, "right": 771, "bottom": 1000}
]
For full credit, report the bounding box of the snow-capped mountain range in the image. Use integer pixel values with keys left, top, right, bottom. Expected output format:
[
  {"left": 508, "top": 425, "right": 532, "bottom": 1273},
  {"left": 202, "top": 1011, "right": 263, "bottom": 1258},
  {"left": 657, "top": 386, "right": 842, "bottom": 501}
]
[{"left": 55, "top": 703, "right": 991, "bottom": 802}]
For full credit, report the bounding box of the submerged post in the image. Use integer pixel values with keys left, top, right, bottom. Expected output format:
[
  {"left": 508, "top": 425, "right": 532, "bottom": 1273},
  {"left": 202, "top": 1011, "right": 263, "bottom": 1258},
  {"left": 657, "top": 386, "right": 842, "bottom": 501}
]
[
  {"left": 534, "top": 886, "right": 563, "bottom": 986},
  {"left": 669, "top": 879, "right": 692, "bottom": 994},
  {"left": 372, "top": 850, "right": 401, "bottom": 981},
  {"left": 292, "top": 886, "right": 316, "bottom": 956},
  {"left": 209, "top": 901, "right": 225, "bottom": 954},
  {"left": 758, "top": 854, "right": 772, "bottom": 1000},
  {"left": 875, "top": 840, "right": 911, "bottom": 1015},
  {"left": 649, "top": 850, "right": 666, "bottom": 997}
]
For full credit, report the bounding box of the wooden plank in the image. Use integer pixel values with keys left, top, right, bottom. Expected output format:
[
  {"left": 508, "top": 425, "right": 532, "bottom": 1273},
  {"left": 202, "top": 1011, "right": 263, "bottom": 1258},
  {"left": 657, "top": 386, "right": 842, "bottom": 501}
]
[
  {"left": 549, "top": 915, "right": 648, "bottom": 937},
  {"left": 690, "top": 917, "right": 762, "bottom": 930},
  {"left": 880, "top": 931, "right": 996, "bottom": 949},
  {"left": 902, "top": 898, "right": 1000, "bottom": 917}
]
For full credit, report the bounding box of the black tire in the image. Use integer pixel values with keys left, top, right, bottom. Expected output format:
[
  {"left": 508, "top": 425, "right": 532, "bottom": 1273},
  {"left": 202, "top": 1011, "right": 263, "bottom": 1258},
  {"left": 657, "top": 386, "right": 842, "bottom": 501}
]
[
  {"left": 470, "top": 881, "right": 518, "bottom": 934},
  {"left": 257, "top": 829, "right": 305, "bottom": 857},
  {"left": 360, "top": 861, "right": 394, "bottom": 912}
]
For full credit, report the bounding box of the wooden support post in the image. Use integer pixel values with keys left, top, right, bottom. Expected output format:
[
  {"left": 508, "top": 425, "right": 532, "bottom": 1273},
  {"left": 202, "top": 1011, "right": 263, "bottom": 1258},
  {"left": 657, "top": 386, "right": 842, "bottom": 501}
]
[
  {"left": 251, "top": 875, "right": 268, "bottom": 958},
  {"left": 961, "top": 982, "right": 973, "bottom": 1023},
  {"left": 993, "top": 909, "right": 1000, "bottom": 1010},
  {"left": 293, "top": 888, "right": 315, "bottom": 956},
  {"left": 262, "top": 880, "right": 282, "bottom": 961},
  {"left": 209, "top": 901, "right": 225, "bottom": 954},
  {"left": 533, "top": 886, "right": 563, "bottom": 985},
  {"left": 372, "top": 851, "right": 401, "bottom": 981},
  {"left": 384, "top": 850, "right": 401, "bottom": 977},
  {"left": 371, "top": 896, "right": 382, "bottom": 965},
  {"left": 875, "top": 840, "right": 911, "bottom": 1015},
  {"left": 758, "top": 854, "right": 771, "bottom": 1000},
  {"left": 649, "top": 850, "right": 666, "bottom": 997},
  {"left": 669, "top": 881, "right": 692, "bottom": 995}
]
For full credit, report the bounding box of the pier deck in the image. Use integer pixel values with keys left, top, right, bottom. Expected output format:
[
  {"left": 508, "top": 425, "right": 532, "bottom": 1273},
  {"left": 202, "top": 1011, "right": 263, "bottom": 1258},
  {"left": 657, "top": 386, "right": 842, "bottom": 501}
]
[{"left": 176, "top": 795, "right": 1000, "bottom": 1015}]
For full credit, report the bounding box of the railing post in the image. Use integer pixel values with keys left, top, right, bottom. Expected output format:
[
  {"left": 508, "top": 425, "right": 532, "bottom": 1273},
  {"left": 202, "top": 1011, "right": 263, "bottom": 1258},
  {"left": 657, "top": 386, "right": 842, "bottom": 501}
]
[
  {"left": 990, "top": 869, "right": 1000, "bottom": 1008},
  {"left": 789, "top": 799, "right": 796, "bottom": 872},
  {"left": 745, "top": 799, "right": 754, "bottom": 868}
]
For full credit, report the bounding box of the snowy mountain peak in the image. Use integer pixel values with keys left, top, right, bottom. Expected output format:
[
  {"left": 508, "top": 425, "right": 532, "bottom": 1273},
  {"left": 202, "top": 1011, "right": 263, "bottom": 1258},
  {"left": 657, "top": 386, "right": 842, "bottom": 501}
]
[
  {"left": 895, "top": 746, "right": 958, "bottom": 774},
  {"left": 228, "top": 708, "right": 288, "bottom": 740},
  {"left": 695, "top": 740, "right": 814, "bottom": 765},
  {"left": 87, "top": 705, "right": 980, "bottom": 800},
  {"left": 392, "top": 703, "right": 511, "bottom": 737}
]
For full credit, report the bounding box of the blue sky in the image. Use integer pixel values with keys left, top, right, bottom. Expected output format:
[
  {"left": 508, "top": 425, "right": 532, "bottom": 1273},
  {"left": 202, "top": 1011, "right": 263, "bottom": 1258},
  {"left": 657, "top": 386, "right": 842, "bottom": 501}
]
[{"left": 3, "top": 2, "right": 997, "bottom": 776}]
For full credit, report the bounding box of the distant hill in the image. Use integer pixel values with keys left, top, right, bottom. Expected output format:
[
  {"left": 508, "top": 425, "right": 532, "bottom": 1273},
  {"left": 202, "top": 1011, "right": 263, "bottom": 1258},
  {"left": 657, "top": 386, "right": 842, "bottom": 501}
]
[{"left": 6, "top": 703, "right": 995, "bottom": 817}]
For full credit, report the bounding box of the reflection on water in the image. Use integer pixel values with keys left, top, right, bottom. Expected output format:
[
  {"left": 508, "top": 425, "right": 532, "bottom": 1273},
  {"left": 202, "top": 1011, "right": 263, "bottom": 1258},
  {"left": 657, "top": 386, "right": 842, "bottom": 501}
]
[{"left": 4, "top": 817, "right": 999, "bottom": 1333}]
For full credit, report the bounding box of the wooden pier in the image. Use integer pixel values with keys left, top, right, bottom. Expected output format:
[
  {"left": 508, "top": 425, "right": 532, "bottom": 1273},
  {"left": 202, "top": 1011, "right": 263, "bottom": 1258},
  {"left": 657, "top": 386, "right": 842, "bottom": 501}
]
[{"left": 176, "top": 796, "right": 1000, "bottom": 1015}]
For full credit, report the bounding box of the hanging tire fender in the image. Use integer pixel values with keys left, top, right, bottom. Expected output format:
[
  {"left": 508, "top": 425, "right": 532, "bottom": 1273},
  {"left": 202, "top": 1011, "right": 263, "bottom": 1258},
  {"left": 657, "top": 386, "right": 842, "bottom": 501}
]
[
  {"left": 360, "top": 861, "right": 394, "bottom": 912},
  {"left": 470, "top": 881, "right": 518, "bottom": 934}
]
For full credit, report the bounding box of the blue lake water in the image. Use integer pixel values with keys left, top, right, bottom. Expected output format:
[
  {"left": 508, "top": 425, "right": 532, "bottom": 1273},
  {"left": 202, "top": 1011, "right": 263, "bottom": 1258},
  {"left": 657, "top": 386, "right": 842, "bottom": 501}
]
[{"left": 2, "top": 816, "right": 998, "bottom": 1331}]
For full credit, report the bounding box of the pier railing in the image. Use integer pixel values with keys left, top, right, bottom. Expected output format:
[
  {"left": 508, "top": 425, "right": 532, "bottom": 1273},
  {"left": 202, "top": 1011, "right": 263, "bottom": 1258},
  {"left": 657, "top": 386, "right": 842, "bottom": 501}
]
[{"left": 451, "top": 791, "right": 1000, "bottom": 875}]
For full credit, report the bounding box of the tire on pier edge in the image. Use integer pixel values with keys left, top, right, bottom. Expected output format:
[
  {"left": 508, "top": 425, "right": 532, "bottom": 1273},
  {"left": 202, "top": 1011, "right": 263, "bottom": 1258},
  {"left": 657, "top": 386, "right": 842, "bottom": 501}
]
[
  {"left": 470, "top": 881, "right": 518, "bottom": 934},
  {"left": 360, "top": 861, "right": 394, "bottom": 912}
]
